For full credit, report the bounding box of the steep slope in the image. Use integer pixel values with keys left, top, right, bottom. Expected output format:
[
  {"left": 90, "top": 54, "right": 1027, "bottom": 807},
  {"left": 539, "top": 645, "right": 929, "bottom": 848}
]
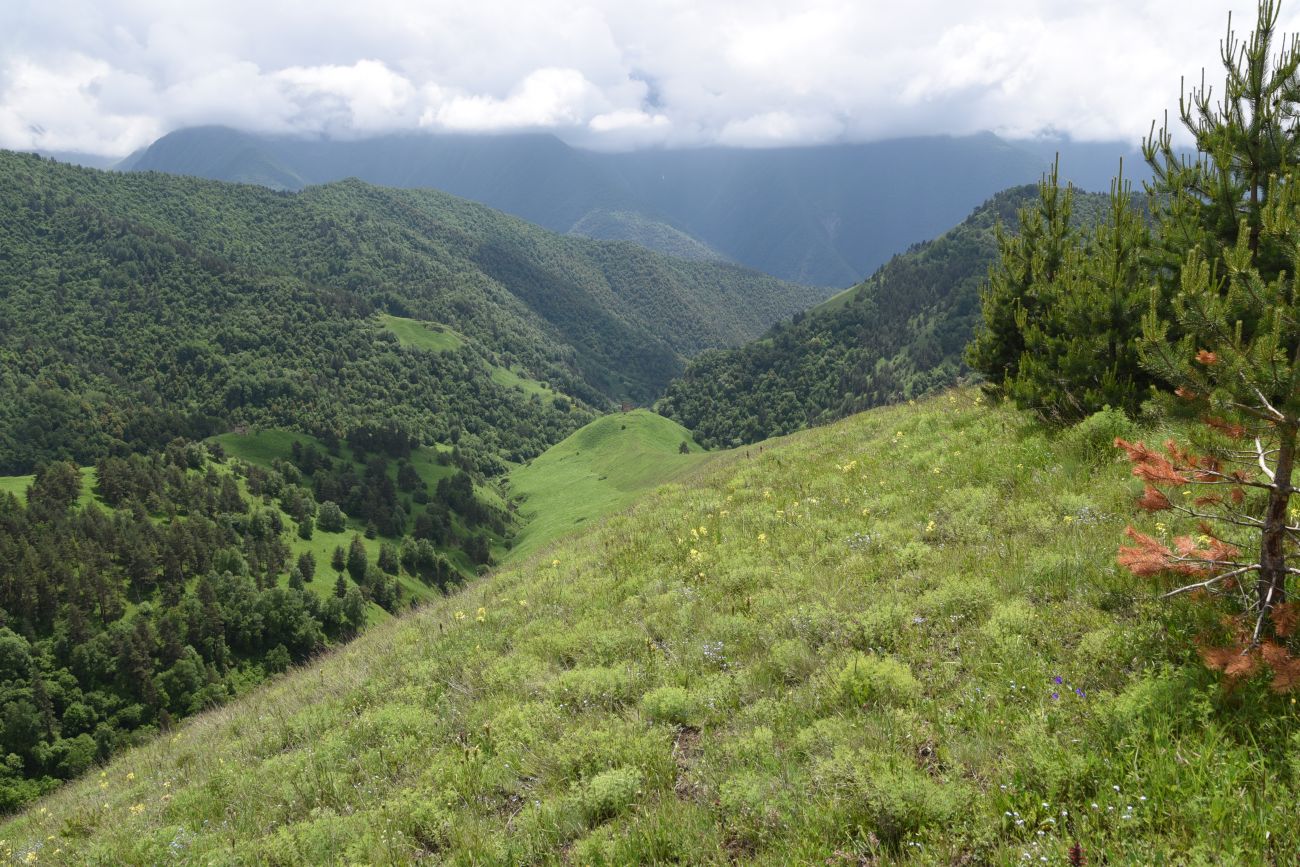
[
  {"left": 657, "top": 185, "right": 1113, "bottom": 448},
  {"left": 4, "top": 391, "right": 1291, "bottom": 862},
  {"left": 506, "top": 410, "right": 713, "bottom": 562},
  {"left": 0, "top": 150, "right": 818, "bottom": 472},
  {"left": 124, "top": 127, "right": 1141, "bottom": 286}
]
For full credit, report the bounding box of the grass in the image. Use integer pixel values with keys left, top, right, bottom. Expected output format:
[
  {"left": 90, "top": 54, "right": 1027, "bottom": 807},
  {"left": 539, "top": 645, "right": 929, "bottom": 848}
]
[
  {"left": 5, "top": 390, "right": 1298, "bottom": 863},
  {"left": 808, "top": 281, "right": 863, "bottom": 314},
  {"left": 379, "top": 312, "right": 555, "bottom": 399},
  {"left": 505, "top": 410, "right": 713, "bottom": 562},
  {"left": 377, "top": 313, "right": 466, "bottom": 353},
  {"left": 0, "top": 465, "right": 99, "bottom": 508}
]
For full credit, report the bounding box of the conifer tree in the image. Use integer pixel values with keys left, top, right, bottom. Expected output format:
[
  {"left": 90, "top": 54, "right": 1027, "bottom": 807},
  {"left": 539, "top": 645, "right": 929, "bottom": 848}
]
[
  {"left": 970, "top": 1, "right": 1300, "bottom": 423},
  {"left": 1114, "top": 0, "right": 1300, "bottom": 689}
]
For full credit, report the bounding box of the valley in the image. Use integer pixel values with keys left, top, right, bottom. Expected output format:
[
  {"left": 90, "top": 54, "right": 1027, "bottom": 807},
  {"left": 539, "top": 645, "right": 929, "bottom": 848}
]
[
  {"left": 3, "top": 2, "right": 1299, "bottom": 859},
  {"left": 3, "top": 392, "right": 1289, "bottom": 862}
]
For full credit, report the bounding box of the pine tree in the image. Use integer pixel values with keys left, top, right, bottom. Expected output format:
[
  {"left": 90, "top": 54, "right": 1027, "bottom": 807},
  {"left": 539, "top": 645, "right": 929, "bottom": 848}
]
[
  {"left": 346, "top": 535, "right": 368, "bottom": 583},
  {"left": 1118, "top": 173, "right": 1300, "bottom": 689},
  {"left": 966, "top": 160, "right": 1078, "bottom": 409},
  {"left": 1108, "top": 1, "right": 1300, "bottom": 693}
]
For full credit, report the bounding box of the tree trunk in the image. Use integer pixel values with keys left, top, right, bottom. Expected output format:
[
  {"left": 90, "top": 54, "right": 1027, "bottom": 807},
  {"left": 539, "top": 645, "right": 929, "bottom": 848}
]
[{"left": 1258, "top": 425, "right": 1296, "bottom": 614}]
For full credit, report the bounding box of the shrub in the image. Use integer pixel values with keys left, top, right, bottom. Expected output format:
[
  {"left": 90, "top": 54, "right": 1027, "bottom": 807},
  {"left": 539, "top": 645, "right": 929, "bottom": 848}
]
[
  {"left": 836, "top": 654, "right": 919, "bottom": 708},
  {"left": 641, "top": 686, "right": 694, "bottom": 726},
  {"left": 1062, "top": 407, "right": 1138, "bottom": 468},
  {"left": 579, "top": 767, "right": 642, "bottom": 823}
]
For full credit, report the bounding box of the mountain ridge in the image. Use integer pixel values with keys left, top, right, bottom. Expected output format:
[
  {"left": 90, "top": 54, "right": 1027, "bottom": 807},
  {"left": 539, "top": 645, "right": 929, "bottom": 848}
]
[{"left": 119, "top": 126, "right": 1145, "bottom": 286}]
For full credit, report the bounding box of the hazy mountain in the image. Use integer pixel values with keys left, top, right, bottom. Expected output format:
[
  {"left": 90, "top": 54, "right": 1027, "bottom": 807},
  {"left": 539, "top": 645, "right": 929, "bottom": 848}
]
[{"left": 121, "top": 126, "right": 1143, "bottom": 286}]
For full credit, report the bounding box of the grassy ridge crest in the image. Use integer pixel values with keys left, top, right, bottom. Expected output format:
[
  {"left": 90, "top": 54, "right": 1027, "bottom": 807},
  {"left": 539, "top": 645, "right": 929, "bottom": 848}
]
[{"left": 3, "top": 391, "right": 1296, "bottom": 863}]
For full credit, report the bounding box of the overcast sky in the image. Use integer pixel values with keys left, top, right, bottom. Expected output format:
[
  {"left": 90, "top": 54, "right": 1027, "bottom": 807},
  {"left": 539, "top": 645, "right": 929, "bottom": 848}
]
[{"left": 0, "top": 1, "right": 1286, "bottom": 156}]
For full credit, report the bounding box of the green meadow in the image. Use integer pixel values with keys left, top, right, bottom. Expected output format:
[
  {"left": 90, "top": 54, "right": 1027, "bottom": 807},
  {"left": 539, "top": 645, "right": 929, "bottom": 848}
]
[
  {"left": 5, "top": 390, "right": 1295, "bottom": 863},
  {"left": 505, "top": 410, "right": 712, "bottom": 562}
]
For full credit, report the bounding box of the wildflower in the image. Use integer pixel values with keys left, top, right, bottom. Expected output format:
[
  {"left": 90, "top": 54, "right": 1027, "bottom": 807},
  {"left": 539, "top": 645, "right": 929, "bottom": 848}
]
[
  {"left": 23, "top": 853, "right": 36, "bottom": 865},
  {"left": 551, "top": 559, "right": 560, "bottom": 568},
  {"left": 518, "top": 600, "right": 528, "bottom": 607},
  {"left": 475, "top": 607, "right": 486, "bottom": 622},
  {"left": 698, "top": 526, "right": 707, "bottom": 536},
  {"left": 126, "top": 772, "right": 135, "bottom": 782},
  {"left": 1062, "top": 515, "right": 1074, "bottom": 524},
  {"left": 925, "top": 520, "right": 936, "bottom": 534},
  {"left": 689, "top": 548, "right": 702, "bottom": 562},
  {"left": 454, "top": 610, "right": 466, "bottom": 621},
  {"left": 1051, "top": 692, "right": 1060, "bottom": 700},
  {"left": 1053, "top": 675, "right": 1063, "bottom": 685},
  {"left": 129, "top": 803, "right": 145, "bottom": 815},
  {"left": 1075, "top": 688, "right": 1086, "bottom": 698},
  {"left": 763, "top": 489, "right": 772, "bottom": 499},
  {"left": 757, "top": 533, "right": 768, "bottom": 543}
]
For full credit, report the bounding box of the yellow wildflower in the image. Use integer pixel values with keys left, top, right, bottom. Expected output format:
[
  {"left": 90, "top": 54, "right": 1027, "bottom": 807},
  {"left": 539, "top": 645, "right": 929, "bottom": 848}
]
[
  {"left": 454, "top": 610, "right": 466, "bottom": 621},
  {"left": 551, "top": 559, "right": 560, "bottom": 568},
  {"left": 129, "top": 803, "right": 144, "bottom": 815},
  {"left": 126, "top": 772, "right": 135, "bottom": 782},
  {"left": 757, "top": 533, "right": 768, "bottom": 543},
  {"left": 1062, "top": 515, "right": 1074, "bottom": 524},
  {"left": 475, "top": 607, "right": 486, "bottom": 622},
  {"left": 925, "top": 520, "right": 936, "bottom": 534},
  {"left": 518, "top": 600, "right": 528, "bottom": 607}
]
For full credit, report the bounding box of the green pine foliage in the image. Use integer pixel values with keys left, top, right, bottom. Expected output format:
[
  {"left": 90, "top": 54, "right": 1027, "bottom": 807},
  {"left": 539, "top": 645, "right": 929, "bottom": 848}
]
[
  {"left": 969, "top": 164, "right": 1154, "bottom": 421},
  {"left": 970, "top": 1, "right": 1300, "bottom": 425}
]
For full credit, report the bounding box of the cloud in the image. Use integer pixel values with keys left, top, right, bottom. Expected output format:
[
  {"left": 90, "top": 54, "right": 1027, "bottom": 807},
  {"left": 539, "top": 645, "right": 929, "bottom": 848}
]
[
  {"left": 0, "top": 0, "right": 1287, "bottom": 155},
  {"left": 426, "top": 68, "right": 605, "bottom": 132}
]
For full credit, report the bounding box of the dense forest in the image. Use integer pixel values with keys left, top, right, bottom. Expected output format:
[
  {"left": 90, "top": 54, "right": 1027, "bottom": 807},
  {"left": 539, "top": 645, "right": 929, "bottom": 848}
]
[
  {"left": 0, "top": 430, "right": 505, "bottom": 810},
  {"left": 657, "top": 185, "right": 1113, "bottom": 447},
  {"left": 0, "top": 150, "right": 819, "bottom": 475}
]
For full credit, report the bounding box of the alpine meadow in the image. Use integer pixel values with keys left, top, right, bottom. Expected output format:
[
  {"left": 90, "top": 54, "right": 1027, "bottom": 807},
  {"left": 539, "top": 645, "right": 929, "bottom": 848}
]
[{"left": 3, "top": 0, "right": 1300, "bottom": 864}]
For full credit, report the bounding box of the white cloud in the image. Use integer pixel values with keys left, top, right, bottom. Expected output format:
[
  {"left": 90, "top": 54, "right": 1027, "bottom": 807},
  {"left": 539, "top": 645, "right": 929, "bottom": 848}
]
[
  {"left": 425, "top": 68, "right": 606, "bottom": 132},
  {"left": 0, "top": 0, "right": 1287, "bottom": 155}
]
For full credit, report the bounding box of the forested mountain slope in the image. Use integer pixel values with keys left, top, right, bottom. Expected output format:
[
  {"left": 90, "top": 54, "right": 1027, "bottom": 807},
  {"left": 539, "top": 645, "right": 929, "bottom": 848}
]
[
  {"left": 0, "top": 150, "right": 818, "bottom": 473},
  {"left": 3, "top": 391, "right": 1290, "bottom": 863},
  {"left": 658, "top": 185, "right": 1113, "bottom": 448},
  {"left": 122, "top": 126, "right": 1141, "bottom": 286}
]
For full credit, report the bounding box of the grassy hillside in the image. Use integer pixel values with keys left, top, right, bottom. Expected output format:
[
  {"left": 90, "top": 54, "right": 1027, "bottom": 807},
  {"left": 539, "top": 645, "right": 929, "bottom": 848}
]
[
  {"left": 6, "top": 390, "right": 1294, "bottom": 863},
  {"left": 505, "top": 410, "right": 713, "bottom": 562}
]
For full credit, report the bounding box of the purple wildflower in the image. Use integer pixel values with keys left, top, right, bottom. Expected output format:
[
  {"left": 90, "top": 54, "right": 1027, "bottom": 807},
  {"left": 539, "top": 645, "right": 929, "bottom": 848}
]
[
  {"left": 1053, "top": 676, "right": 1063, "bottom": 685},
  {"left": 1051, "top": 692, "right": 1060, "bottom": 700},
  {"left": 1075, "top": 688, "right": 1086, "bottom": 698}
]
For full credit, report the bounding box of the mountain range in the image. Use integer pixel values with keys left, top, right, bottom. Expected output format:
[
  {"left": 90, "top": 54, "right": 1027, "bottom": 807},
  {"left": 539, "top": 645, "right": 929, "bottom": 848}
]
[
  {"left": 116, "top": 126, "right": 1146, "bottom": 286},
  {"left": 0, "top": 149, "right": 819, "bottom": 474}
]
